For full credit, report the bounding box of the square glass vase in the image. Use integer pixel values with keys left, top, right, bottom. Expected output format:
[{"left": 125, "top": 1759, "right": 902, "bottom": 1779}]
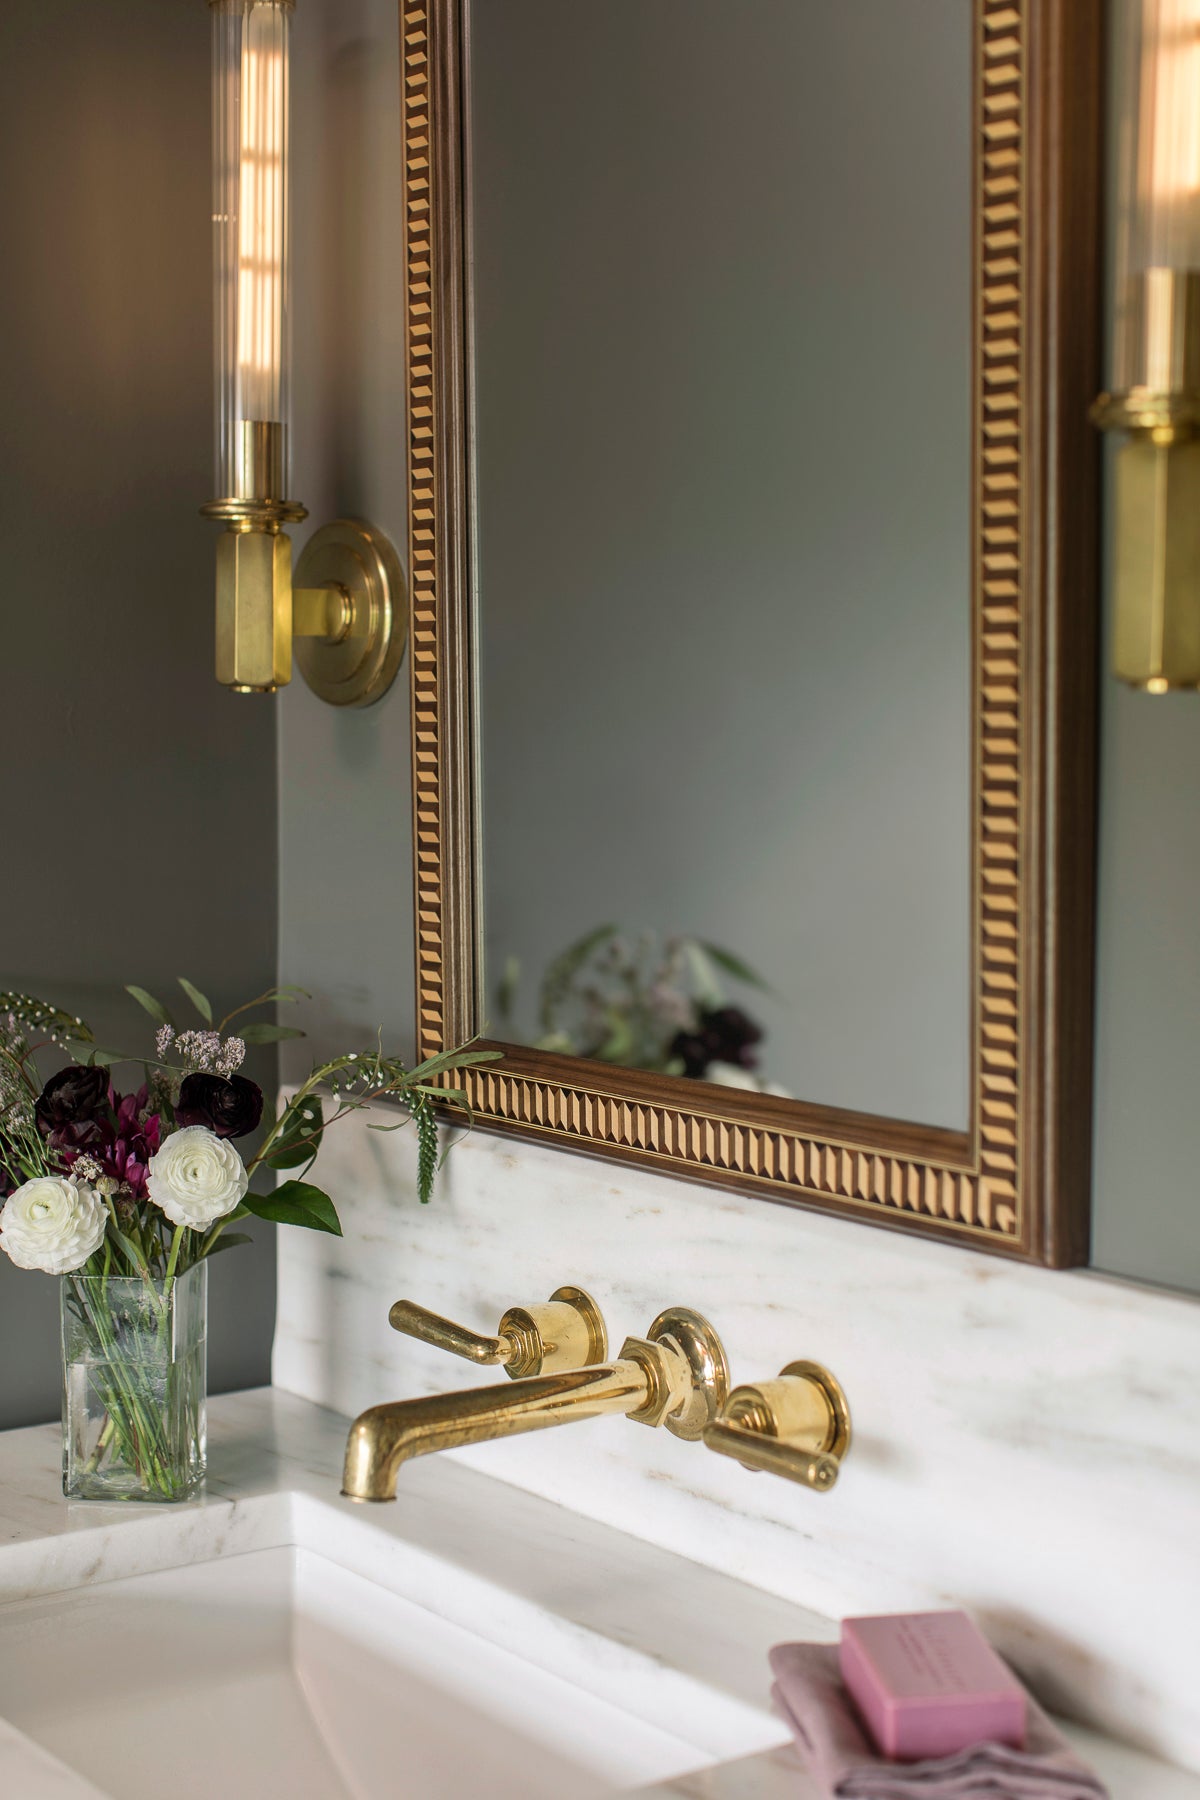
[{"left": 61, "top": 1263, "right": 207, "bottom": 1503}]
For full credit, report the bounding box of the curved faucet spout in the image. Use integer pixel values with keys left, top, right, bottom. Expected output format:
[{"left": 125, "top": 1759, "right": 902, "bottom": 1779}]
[{"left": 341, "top": 1359, "right": 652, "bottom": 1502}]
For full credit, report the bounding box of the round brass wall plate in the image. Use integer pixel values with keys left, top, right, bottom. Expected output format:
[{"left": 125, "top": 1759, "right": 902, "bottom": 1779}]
[
  {"left": 549, "top": 1285, "right": 609, "bottom": 1366},
  {"left": 647, "top": 1307, "right": 730, "bottom": 1441},
  {"left": 293, "top": 517, "right": 407, "bottom": 707},
  {"left": 781, "top": 1360, "right": 852, "bottom": 1461}
]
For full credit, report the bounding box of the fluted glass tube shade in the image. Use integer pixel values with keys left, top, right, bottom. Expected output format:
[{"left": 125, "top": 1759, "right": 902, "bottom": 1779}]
[
  {"left": 211, "top": 0, "right": 293, "bottom": 504},
  {"left": 1112, "top": 0, "right": 1200, "bottom": 395}
]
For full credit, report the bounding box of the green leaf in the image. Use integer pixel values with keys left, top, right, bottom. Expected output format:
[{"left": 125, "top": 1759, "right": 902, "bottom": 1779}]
[
  {"left": 699, "top": 942, "right": 771, "bottom": 992},
  {"left": 203, "top": 1231, "right": 254, "bottom": 1256},
  {"left": 682, "top": 942, "right": 722, "bottom": 1011},
  {"left": 85, "top": 1047, "right": 128, "bottom": 1067},
  {"left": 240, "top": 1022, "right": 307, "bottom": 1045},
  {"left": 177, "top": 978, "right": 213, "bottom": 1023},
  {"left": 403, "top": 1046, "right": 503, "bottom": 1085},
  {"left": 126, "top": 986, "right": 173, "bottom": 1027},
  {"left": 538, "top": 923, "right": 619, "bottom": 1033},
  {"left": 216, "top": 986, "right": 311, "bottom": 1032},
  {"left": 596, "top": 1005, "right": 636, "bottom": 1064},
  {"left": 109, "top": 1227, "right": 152, "bottom": 1278},
  {"left": 415, "top": 1101, "right": 439, "bottom": 1203},
  {"left": 266, "top": 1093, "right": 324, "bottom": 1169},
  {"left": 244, "top": 1181, "right": 342, "bottom": 1235},
  {"left": 495, "top": 955, "right": 520, "bottom": 1025},
  {"left": 0, "top": 993, "right": 94, "bottom": 1045}
]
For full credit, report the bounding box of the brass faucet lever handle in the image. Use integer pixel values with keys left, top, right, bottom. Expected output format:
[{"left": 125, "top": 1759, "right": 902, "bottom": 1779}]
[
  {"left": 704, "top": 1420, "right": 840, "bottom": 1491},
  {"left": 389, "top": 1300, "right": 509, "bottom": 1367},
  {"left": 388, "top": 1287, "right": 608, "bottom": 1380},
  {"left": 703, "top": 1360, "right": 851, "bottom": 1493}
]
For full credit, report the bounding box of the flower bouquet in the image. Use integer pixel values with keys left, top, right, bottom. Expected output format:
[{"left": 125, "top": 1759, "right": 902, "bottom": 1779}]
[
  {"left": 498, "top": 925, "right": 782, "bottom": 1090},
  {"left": 0, "top": 985, "right": 498, "bottom": 1502}
]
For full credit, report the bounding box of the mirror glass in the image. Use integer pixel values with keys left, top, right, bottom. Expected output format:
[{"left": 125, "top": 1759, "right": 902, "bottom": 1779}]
[{"left": 472, "top": 0, "right": 973, "bottom": 1130}]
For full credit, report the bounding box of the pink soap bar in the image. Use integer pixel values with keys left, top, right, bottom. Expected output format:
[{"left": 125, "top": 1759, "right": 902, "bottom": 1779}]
[{"left": 840, "top": 1611, "right": 1026, "bottom": 1761}]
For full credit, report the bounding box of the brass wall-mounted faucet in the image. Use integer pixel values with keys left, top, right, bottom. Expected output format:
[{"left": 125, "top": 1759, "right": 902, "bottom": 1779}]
[{"left": 341, "top": 1288, "right": 850, "bottom": 1503}]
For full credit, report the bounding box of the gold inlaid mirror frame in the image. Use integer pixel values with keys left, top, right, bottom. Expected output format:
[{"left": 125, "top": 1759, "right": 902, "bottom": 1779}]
[{"left": 402, "top": 0, "right": 1103, "bottom": 1267}]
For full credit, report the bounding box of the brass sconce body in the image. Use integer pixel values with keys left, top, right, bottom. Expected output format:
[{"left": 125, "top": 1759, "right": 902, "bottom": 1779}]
[
  {"left": 203, "top": 504, "right": 407, "bottom": 707},
  {"left": 204, "top": 2, "right": 404, "bottom": 705},
  {"left": 1093, "top": 4, "right": 1200, "bottom": 692},
  {"left": 1093, "top": 292, "right": 1200, "bottom": 692}
]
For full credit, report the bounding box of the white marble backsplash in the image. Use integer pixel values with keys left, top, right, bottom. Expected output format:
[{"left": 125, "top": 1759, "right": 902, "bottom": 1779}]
[{"left": 273, "top": 1112, "right": 1200, "bottom": 1775}]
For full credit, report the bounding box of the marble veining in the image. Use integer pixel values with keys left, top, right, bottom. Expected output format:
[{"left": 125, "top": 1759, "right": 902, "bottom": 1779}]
[
  {"left": 273, "top": 1113, "right": 1200, "bottom": 1773},
  {"left": 0, "top": 1391, "right": 1193, "bottom": 1799}
]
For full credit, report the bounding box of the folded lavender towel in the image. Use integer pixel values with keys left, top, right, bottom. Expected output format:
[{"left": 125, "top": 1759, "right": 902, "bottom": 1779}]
[{"left": 768, "top": 1643, "right": 1109, "bottom": 1799}]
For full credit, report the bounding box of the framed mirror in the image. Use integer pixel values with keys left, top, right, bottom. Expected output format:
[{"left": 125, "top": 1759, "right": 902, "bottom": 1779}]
[{"left": 402, "top": 0, "right": 1102, "bottom": 1266}]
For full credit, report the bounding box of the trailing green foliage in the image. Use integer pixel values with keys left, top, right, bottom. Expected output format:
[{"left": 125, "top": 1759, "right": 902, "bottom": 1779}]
[{"left": 414, "top": 1093, "right": 440, "bottom": 1205}]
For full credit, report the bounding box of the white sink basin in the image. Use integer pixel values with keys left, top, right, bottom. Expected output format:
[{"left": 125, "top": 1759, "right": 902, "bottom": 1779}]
[
  {"left": 0, "top": 1395, "right": 1192, "bottom": 1800},
  {"left": 0, "top": 1538, "right": 782, "bottom": 1799}
]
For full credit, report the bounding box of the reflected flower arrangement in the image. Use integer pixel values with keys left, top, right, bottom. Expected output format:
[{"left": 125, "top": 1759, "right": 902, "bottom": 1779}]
[{"left": 497, "top": 925, "right": 784, "bottom": 1093}]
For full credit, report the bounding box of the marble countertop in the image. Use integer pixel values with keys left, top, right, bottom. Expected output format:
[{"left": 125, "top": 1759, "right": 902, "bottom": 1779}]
[{"left": 0, "top": 1387, "right": 1194, "bottom": 1800}]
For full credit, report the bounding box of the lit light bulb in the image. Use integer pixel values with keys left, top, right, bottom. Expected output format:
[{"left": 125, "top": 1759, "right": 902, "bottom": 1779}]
[
  {"left": 211, "top": 0, "right": 292, "bottom": 504},
  {"left": 1141, "top": 0, "right": 1200, "bottom": 265}
]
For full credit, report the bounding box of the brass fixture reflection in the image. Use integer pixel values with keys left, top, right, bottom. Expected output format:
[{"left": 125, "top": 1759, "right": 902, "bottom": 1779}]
[
  {"left": 388, "top": 1287, "right": 608, "bottom": 1378},
  {"left": 1091, "top": 2, "right": 1200, "bottom": 690},
  {"left": 342, "top": 1304, "right": 730, "bottom": 1503},
  {"left": 203, "top": 3, "right": 404, "bottom": 704},
  {"left": 703, "top": 1360, "right": 852, "bottom": 1492}
]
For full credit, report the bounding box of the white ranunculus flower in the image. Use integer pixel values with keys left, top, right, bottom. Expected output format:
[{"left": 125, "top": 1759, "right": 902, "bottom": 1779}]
[
  {"left": 705, "top": 1062, "right": 791, "bottom": 1099},
  {"left": 147, "top": 1126, "right": 248, "bottom": 1229},
  {"left": 0, "top": 1176, "right": 107, "bottom": 1275},
  {"left": 705, "top": 1060, "right": 760, "bottom": 1091}
]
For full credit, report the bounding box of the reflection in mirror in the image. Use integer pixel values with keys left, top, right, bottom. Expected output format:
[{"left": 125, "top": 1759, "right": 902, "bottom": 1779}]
[{"left": 474, "top": 0, "right": 973, "bottom": 1129}]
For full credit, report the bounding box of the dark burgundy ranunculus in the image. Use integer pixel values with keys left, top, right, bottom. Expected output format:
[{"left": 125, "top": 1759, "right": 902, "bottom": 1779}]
[
  {"left": 59, "top": 1085, "right": 162, "bottom": 1201},
  {"left": 50, "top": 1117, "right": 111, "bottom": 1152},
  {"left": 669, "top": 1006, "right": 764, "bottom": 1080},
  {"left": 35, "top": 1065, "right": 111, "bottom": 1139},
  {"left": 175, "top": 1073, "right": 264, "bottom": 1139}
]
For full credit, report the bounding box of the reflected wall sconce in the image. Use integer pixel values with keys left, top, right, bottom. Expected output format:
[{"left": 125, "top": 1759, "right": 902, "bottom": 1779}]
[
  {"left": 1093, "top": 0, "right": 1200, "bottom": 692},
  {"left": 201, "top": 0, "right": 405, "bottom": 705}
]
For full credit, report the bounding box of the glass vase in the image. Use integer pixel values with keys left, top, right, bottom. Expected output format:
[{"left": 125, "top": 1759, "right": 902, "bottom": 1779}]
[{"left": 61, "top": 1263, "right": 207, "bottom": 1503}]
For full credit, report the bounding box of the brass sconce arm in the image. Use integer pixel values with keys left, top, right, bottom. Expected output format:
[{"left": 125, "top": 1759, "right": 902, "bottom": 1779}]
[
  {"left": 388, "top": 1287, "right": 608, "bottom": 1379},
  {"left": 703, "top": 1361, "right": 851, "bottom": 1493},
  {"left": 207, "top": 513, "right": 406, "bottom": 706}
]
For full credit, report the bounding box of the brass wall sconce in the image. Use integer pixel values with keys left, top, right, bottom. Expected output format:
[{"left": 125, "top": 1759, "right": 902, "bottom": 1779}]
[
  {"left": 343, "top": 1287, "right": 851, "bottom": 1502},
  {"left": 1093, "top": 0, "right": 1200, "bottom": 691},
  {"left": 202, "top": 0, "right": 405, "bottom": 705}
]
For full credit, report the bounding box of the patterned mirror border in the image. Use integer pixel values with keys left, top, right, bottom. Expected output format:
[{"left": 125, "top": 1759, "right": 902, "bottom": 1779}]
[{"left": 401, "top": 0, "right": 1101, "bottom": 1265}]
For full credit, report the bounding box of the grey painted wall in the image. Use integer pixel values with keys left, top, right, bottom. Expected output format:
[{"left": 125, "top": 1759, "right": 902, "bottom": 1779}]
[
  {"left": 268, "top": 3, "right": 1198, "bottom": 1291},
  {"left": 277, "top": 0, "right": 414, "bottom": 1076},
  {"left": 0, "top": 0, "right": 279, "bottom": 1427}
]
